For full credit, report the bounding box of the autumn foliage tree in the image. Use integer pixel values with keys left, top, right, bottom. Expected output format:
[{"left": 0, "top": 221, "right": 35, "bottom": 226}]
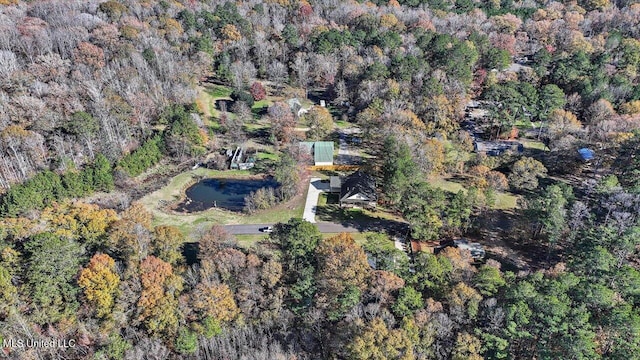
[
  {"left": 152, "top": 225, "right": 185, "bottom": 266},
  {"left": 137, "top": 256, "right": 183, "bottom": 336},
  {"left": 547, "top": 109, "right": 583, "bottom": 149},
  {"left": 315, "top": 233, "right": 370, "bottom": 319},
  {"left": 108, "top": 204, "right": 153, "bottom": 263},
  {"left": 41, "top": 201, "right": 117, "bottom": 247},
  {"left": 249, "top": 82, "right": 267, "bottom": 101},
  {"left": 349, "top": 317, "right": 415, "bottom": 360},
  {"left": 191, "top": 280, "right": 240, "bottom": 324},
  {"left": 78, "top": 253, "right": 120, "bottom": 318},
  {"left": 0, "top": 264, "right": 17, "bottom": 315},
  {"left": 508, "top": 157, "right": 548, "bottom": 191},
  {"left": 305, "top": 106, "right": 334, "bottom": 140},
  {"left": 73, "top": 42, "right": 106, "bottom": 70}
]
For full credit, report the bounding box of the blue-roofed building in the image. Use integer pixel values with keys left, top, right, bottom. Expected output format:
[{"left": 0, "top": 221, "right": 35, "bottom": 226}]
[{"left": 578, "top": 148, "right": 595, "bottom": 161}]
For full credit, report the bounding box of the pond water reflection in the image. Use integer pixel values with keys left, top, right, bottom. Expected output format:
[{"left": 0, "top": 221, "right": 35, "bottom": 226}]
[{"left": 175, "top": 178, "right": 277, "bottom": 212}]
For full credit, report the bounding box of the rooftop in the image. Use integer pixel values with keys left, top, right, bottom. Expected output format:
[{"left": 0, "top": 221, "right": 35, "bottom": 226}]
[
  {"left": 340, "top": 170, "right": 377, "bottom": 202},
  {"left": 578, "top": 148, "right": 595, "bottom": 161},
  {"left": 313, "top": 141, "right": 334, "bottom": 164}
]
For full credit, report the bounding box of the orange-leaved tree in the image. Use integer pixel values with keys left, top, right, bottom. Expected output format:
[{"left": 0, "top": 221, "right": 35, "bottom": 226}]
[{"left": 137, "top": 256, "right": 183, "bottom": 336}]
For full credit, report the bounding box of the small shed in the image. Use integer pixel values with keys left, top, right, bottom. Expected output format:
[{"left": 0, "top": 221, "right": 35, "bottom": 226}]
[
  {"left": 299, "top": 141, "right": 334, "bottom": 166},
  {"left": 314, "top": 142, "right": 334, "bottom": 166}
]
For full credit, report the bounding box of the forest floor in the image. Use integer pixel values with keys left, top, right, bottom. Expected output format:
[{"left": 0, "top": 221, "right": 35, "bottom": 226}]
[{"left": 472, "top": 209, "right": 546, "bottom": 271}]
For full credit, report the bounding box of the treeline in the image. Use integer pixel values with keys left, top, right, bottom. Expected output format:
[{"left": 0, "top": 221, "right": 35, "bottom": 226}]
[
  {"left": 2, "top": 198, "right": 639, "bottom": 359},
  {"left": 0, "top": 104, "right": 204, "bottom": 217},
  {"left": 0, "top": 155, "right": 113, "bottom": 217},
  {"left": 116, "top": 136, "right": 164, "bottom": 177}
]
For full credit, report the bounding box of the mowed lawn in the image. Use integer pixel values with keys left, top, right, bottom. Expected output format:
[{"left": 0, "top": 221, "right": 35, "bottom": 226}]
[
  {"left": 138, "top": 167, "right": 305, "bottom": 237},
  {"left": 429, "top": 177, "right": 519, "bottom": 210},
  {"left": 196, "top": 84, "right": 232, "bottom": 120},
  {"left": 316, "top": 193, "right": 405, "bottom": 224}
]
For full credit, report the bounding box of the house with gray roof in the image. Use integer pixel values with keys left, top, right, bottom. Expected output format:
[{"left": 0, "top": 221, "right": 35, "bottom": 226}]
[{"left": 339, "top": 170, "right": 377, "bottom": 209}]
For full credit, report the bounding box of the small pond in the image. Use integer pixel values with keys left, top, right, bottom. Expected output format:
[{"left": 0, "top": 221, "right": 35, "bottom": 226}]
[{"left": 175, "top": 177, "right": 277, "bottom": 213}]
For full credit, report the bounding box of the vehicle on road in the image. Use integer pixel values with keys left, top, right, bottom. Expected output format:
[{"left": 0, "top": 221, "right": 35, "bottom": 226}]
[{"left": 260, "top": 226, "right": 273, "bottom": 233}]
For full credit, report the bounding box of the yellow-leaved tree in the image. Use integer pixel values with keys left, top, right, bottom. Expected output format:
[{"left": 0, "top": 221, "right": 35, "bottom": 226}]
[
  {"left": 42, "top": 201, "right": 117, "bottom": 245},
  {"left": 349, "top": 317, "right": 415, "bottom": 360},
  {"left": 78, "top": 253, "right": 120, "bottom": 318},
  {"left": 191, "top": 280, "right": 240, "bottom": 324},
  {"left": 153, "top": 225, "right": 185, "bottom": 266},
  {"left": 315, "top": 233, "right": 370, "bottom": 320}
]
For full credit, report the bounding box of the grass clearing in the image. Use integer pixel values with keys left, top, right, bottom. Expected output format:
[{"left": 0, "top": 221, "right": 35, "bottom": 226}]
[
  {"left": 335, "top": 119, "right": 354, "bottom": 129},
  {"left": 235, "top": 234, "right": 270, "bottom": 248},
  {"left": 430, "top": 177, "right": 467, "bottom": 193},
  {"left": 252, "top": 99, "right": 271, "bottom": 110},
  {"left": 492, "top": 192, "right": 519, "bottom": 209},
  {"left": 206, "top": 85, "right": 233, "bottom": 99},
  {"left": 430, "top": 177, "right": 519, "bottom": 210},
  {"left": 244, "top": 122, "right": 269, "bottom": 133},
  {"left": 138, "top": 167, "right": 305, "bottom": 238},
  {"left": 514, "top": 119, "right": 533, "bottom": 129},
  {"left": 521, "top": 139, "right": 548, "bottom": 151},
  {"left": 197, "top": 84, "right": 234, "bottom": 125},
  {"left": 257, "top": 151, "right": 279, "bottom": 161}
]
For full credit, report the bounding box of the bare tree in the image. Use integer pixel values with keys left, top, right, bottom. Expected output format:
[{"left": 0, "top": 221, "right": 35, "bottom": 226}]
[
  {"left": 267, "top": 60, "right": 288, "bottom": 86},
  {"left": 293, "top": 53, "right": 311, "bottom": 97}
]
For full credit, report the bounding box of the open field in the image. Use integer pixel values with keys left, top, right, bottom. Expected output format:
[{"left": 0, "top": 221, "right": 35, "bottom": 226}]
[
  {"left": 429, "top": 177, "right": 467, "bottom": 193},
  {"left": 138, "top": 167, "right": 305, "bottom": 237}
]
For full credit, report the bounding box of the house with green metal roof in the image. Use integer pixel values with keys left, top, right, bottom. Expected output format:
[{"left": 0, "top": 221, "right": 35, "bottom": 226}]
[{"left": 299, "top": 141, "right": 334, "bottom": 166}]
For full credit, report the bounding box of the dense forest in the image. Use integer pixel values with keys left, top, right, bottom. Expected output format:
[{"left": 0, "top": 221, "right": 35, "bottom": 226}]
[{"left": 1, "top": 0, "right": 640, "bottom": 359}]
